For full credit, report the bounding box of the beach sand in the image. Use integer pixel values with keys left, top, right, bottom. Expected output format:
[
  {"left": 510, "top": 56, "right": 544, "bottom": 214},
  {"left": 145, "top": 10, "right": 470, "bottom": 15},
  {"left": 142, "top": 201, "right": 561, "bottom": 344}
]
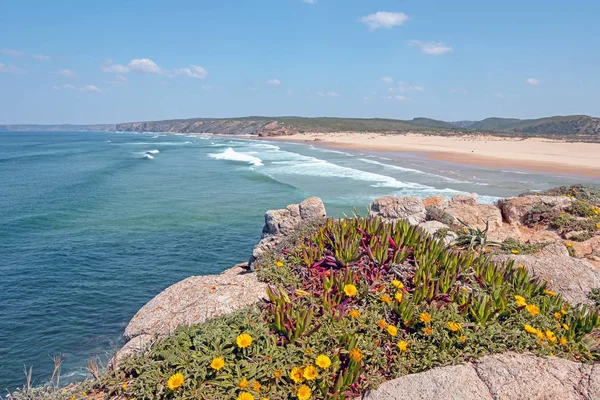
[{"left": 250, "top": 132, "right": 600, "bottom": 178}]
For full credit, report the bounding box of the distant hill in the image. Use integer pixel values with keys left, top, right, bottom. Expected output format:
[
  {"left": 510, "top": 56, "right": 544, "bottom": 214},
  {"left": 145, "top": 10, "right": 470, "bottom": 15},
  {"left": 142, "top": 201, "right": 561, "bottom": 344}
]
[{"left": 2, "top": 115, "right": 599, "bottom": 140}]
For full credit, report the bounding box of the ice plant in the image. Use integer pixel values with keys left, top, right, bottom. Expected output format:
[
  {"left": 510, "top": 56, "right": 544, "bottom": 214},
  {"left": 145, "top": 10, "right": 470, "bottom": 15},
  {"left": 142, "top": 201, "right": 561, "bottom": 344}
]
[
  {"left": 546, "top": 330, "right": 557, "bottom": 342},
  {"left": 275, "top": 260, "right": 284, "bottom": 267},
  {"left": 303, "top": 365, "right": 318, "bottom": 380},
  {"left": 297, "top": 385, "right": 312, "bottom": 400},
  {"left": 315, "top": 354, "right": 331, "bottom": 369},
  {"left": 447, "top": 321, "right": 462, "bottom": 332},
  {"left": 543, "top": 289, "right": 557, "bottom": 296},
  {"left": 387, "top": 325, "right": 398, "bottom": 336},
  {"left": 236, "top": 333, "right": 253, "bottom": 348},
  {"left": 397, "top": 341, "right": 408, "bottom": 351},
  {"left": 237, "top": 393, "right": 254, "bottom": 400},
  {"left": 423, "top": 326, "right": 433, "bottom": 335},
  {"left": 349, "top": 348, "right": 363, "bottom": 362},
  {"left": 167, "top": 373, "right": 184, "bottom": 390},
  {"left": 526, "top": 304, "right": 540, "bottom": 316},
  {"left": 344, "top": 284, "right": 358, "bottom": 297},
  {"left": 392, "top": 279, "right": 404, "bottom": 289},
  {"left": 250, "top": 381, "right": 261, "bottom": 392},
  {"left": 210, "top": 357, "right": 225, "bottom": 371},
  {"left": 511, "top": 249, "right": 520, "bottom": 254},
  {"left": 290, "top": 367, "right": 304, "bottom": 383}
]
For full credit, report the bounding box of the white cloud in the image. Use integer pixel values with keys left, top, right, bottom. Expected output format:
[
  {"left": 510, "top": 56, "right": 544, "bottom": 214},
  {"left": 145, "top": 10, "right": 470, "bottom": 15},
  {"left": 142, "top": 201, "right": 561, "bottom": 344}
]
[
  {"left": 265, "top": 78, "right": 281, "bottom": 85},
  {"left": 1, "top": 49, "right": 25, "bottom": 57},
  {"left": 361, "top": 12, "right": 408, "bottom": 31},
  {"left": 128, "top": 58, "right": 162, "bottom": 74},
  {"left": 174, "top": 65, "right": 208, "bottom": 79},
  {"left": 381, "top": 95, "right": 409, "bottom": 101},
  {"left": 389, "top": 83, "right": 424, "bottom": 93},
  {"left": 492, "top": 92, "right": 505, "bottom": 98},
  {"left": 32, "top": 54, "right": 51, "bottom": 61},
  {"left": 527, "top": 78, "right": 540, "bottom": 85},
  {"left": 382, "top": 76, "right": 394, "bottom": 84},
  {"left": 58, "top": 68, "right": 76, "bottom": 78},
  {"left": 101, "top": 59, "right": 130, "bottom": 74},
  {"left": 52, "top": 84, "right": 102, "bottom": 92},
  {"left": 0, "top": 62, "right": 25, "bottom": 74},
  {"left": 449, "top": 88, "right": 467, "bottom": 95},
  {"left": 408, "top": 40, "right": 453, "bottom": 55}
]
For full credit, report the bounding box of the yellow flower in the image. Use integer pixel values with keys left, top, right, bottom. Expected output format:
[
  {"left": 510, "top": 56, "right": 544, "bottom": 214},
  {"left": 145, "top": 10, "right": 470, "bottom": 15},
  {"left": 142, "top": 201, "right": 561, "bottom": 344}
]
[
  {"left": 297, "top": 385, "right": 312, "bottom": 400},
  {"left": 511, "top": 249, "right": 520, "bottom": 254},
  {"left": 304, "top": 348, "right": 312, "bottom": 355},
  {"left": 560, "top": 337, "right": 568, "bottom": 345},
  {"left": 343, "top": 284, "right": 358, "bottom": 297},
  {"left": 210, "top": 357, "right": 225, "bottom": 371},
  {"left": 239, "top": 378, "right": 249, "bottom": 389},
  {"left": 514, "top": 295, "right": 527, "bottom": 307},
  {"left": 554, "top": 312, "right": 562, "bottom": 319},
  {"left": 596, "top": 223, "right": 600, "bottom": 229},
  {"left": 348, "top": 309, "right": 360, "bottom": 318},
  {"left": 526, "top": 304, "right": 540, "bottom": 316},
  {"left": 303, "top": 365, "right": 318, "bottom": 380},
  {"left": 122, "top": 382, "right": 127, "bottom": 391},
  {"left": 561, "top": 309, "right": 567, "bottom": 315},
  {"left": 392, "top": 280, "right": 404, "bottom": 289},
  {"left": 387, "top": 325, "right": 398, "bottom": 336},
  {"left": 535, "top": 329, "right": 545, "bottom": 339},
  {"left": 273, "top": 370, "right": 283, "bottom": 379},
  {"left": 290, "top": 367, "right": 304, "bottom": 383},
  {"left": 447, "top": 321, "right": 462, "bottom": 332},
  {"left": 381, "top": 294, "right": 392, "bottom": 304},
  {"left": 315, "top": 354, "right": 331, "bottom": 369},
  {"left": 543, "top": 290, "right": 557, "bottom": 296},
  {"left": 236, "top": 333, "right": 253, "bottom": 348},
  {"left": 377, "top": 319, "right": 388, "bottom": 329},
  {"left": 275, "top": 260, "right": 284, "bottom": 267},
  {"left": 562, "top": 323, "right": 570, "bottom": 331},
  {"left": 394, "top": 292, "right": 403, "bottom": 302},
  {"left": 519, "top": 264, "right": 525, "bottom": 269},
  {"left": 167, "top": 373, "right": 185, "bottom": 390},
  {"left": 237, "top": 393, "right": 255, "bottom": 400},
  {"left": 524, "top": 324, "right": 538, "bottom": 334},
  {"left": 397, "top": 340, "right": 408, "bottom": 351},
  {"left": 261, "top": 398, "right": 269, "bottom": 400},
  {"left": 566, "top": 242, "right": 573, "bottom": 247},
  {"left": 546, "top": 330, "right": 557, "bottom": 342},
  {"left": 349, "top": 348, "right": 363, "bottom": 362},
  {"left": 250, "top": 381, "right": 261, "bottom": 392},
  {"left": 419, "top": 313, "right": 432, "bottom": 323},
  {"left": 459, "top": 336, "right": 467, "bottom": 343},
  {"left": 423, "top": 326, "right": 433, "bottom": 335}
]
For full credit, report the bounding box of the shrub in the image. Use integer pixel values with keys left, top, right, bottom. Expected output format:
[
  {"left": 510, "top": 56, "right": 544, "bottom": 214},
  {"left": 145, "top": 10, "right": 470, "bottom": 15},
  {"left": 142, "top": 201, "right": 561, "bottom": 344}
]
[
  {"left": 501, "top": 238, "right": 548, "bottom": 255},
  {"left": 567, "top": 200, "right": 599, "bottom": 218},
  {"left": 522, "top": 204, "right": 560, "bottom": 227},
  {"left": 425, "top": 206, "right": 456, "bottom": 227},
  {"left": 96, "top": 216, "right": 600, "bottom": 399},
  {"left": 452, "top": 219, "right": 499, "bottom": 251},
  {"left": 523, "top": 184, "right": 600, "bottom": 207},
  {"left": 551, "top": 214, "right": 597, "bottom": 237}
]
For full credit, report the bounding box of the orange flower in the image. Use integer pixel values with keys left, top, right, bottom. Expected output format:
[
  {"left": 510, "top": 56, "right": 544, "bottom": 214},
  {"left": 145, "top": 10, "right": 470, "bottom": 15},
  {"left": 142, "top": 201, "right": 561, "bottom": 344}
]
[
  {"left": 377, "top": 319, "right": 388, "bottom": 329},
  {"left": 419, "top": 313, "right": 432, "bottom": 324},
  {"left": 381, "top": 294, "right": 392, "bottom": 304},
  {"left": 423, "top": 326, "right": 433, "bottom": 335},
  {"left": 348, "top": 309, "right": 360, "bottom": 318},
  {"left": 349, "top": 348, "right": 363, "bottom": 362}
]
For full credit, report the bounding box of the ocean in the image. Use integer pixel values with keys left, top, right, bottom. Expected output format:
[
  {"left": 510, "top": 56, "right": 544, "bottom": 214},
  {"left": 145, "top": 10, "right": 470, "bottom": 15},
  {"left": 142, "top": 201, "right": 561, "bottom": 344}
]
[{"left": 1, "top": 130, "right": 598, "bottom": 391}]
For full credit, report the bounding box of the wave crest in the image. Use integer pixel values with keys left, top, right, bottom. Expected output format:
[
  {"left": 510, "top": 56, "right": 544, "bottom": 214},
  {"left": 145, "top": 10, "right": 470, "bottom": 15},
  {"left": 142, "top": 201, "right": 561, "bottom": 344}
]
[{"left": 209, "top": 147, "right": 263, "bottom": 166}]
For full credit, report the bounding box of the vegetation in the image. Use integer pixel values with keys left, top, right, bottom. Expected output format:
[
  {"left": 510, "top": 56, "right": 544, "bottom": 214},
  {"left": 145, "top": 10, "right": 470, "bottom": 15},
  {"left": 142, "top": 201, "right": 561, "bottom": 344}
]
[
  {"left": 64, "top": 216, "right": 600, "bottom": 399},
  {"left": 500, "top": 238, "right": 548, "bottom": 255},
  {"left": 425, "top": 206, "right": 456, "bottom": 227}
]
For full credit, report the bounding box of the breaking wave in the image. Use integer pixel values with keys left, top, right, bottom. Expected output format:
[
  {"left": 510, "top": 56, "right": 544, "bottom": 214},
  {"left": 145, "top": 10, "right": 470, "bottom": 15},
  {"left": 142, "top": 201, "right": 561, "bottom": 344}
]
[{"left": 209, "top": 147, "right": 263, "bottom": 166}]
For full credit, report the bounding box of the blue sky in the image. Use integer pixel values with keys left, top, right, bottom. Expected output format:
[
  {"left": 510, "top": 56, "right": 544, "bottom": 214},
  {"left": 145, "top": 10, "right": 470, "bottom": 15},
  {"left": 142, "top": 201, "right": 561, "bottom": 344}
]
[{"left": 1, "top": 0, "right": 599, "bottom": 124}]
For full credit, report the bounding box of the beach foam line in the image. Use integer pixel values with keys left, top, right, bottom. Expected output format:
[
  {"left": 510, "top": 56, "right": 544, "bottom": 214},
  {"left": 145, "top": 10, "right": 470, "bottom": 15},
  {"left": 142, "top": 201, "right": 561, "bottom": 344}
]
[{"left": 209, "top": 147, "right": 263, "bottom": 166}]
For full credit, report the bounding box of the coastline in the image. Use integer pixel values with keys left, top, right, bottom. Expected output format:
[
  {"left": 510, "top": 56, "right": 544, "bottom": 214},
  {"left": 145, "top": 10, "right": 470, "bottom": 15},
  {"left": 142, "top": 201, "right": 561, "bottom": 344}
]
[{"left": 234, "top": 132, "right": 600, "bottom": 179}]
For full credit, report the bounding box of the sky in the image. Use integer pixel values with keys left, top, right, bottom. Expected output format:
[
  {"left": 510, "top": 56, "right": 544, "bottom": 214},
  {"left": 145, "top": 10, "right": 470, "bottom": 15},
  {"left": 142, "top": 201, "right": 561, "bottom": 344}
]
[{"left": 1, "top": 0, "right": 599, "bottom": 124}]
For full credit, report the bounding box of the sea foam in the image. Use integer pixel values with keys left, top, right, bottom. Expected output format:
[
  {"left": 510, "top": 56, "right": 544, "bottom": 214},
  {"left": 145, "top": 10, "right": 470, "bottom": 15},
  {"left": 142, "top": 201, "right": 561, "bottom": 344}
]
[{"left": 209, "top": 147, "right": 263, "bottom": 166}]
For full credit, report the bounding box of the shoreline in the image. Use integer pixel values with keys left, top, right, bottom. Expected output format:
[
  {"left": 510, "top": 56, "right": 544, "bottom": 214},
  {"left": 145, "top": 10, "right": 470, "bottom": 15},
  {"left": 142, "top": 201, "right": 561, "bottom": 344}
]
[{"left": 232, "top": 132, "right": 600, "bottom": 179}]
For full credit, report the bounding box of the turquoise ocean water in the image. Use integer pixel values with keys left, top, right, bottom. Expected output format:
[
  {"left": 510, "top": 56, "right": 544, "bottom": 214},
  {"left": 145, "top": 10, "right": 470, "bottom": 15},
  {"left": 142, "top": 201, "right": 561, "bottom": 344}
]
[{"left": 1, "top": 130, "right": 598, "bottom": 390}]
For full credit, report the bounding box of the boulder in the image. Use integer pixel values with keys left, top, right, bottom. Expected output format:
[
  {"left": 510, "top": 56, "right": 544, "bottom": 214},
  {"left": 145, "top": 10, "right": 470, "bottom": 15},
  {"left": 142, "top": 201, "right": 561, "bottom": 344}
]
[
  {"left": 423, "top": 195, "right": 449, "bottom": 209},
  {"left": 493, "top": 243, "right": 600, "bottom": 305},
  {"left": 364, "top": 352, "right": 600, "bottom": 400},
  {"left": 418, "top": 221, "right": 457, "bottom": 246},
  {"left": 571, "top": 235, "right": 600, "bottom": 259},
  {"left": 116, "top": 264, "right": 266, "bottom": 362},
  {"left": 250, "top": 197, "right": 326, "bottom": 269},
  {"left": 369, "top": 196, "right": 426, "bottom": 225},
  {"left": 445, "top": 198, "right": 503, "bottom": 232},
  {"left": 451, "top": 193, "right": 479, "bottom": 207},
  {"left": 498, "top": 195, "right": 573, "bottom": 225}
]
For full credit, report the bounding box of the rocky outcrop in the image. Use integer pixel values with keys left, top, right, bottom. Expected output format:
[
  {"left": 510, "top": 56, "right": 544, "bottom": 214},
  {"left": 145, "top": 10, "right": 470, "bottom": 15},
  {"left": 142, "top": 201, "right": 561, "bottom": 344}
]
[
  {"left": 498, "top": 195, "right": 573, "bottom": 225},
  {"left": 364, "top": 352, "right": 600, "bottom": 400},
  {"left": 249, "top": 197, "right": 326, "bottom": 269},
  {"left": 494, "top": 243, "right": 600, "bottom": 305},
  {"left": 115, "top": 263, "right": 266, "bottom": 363},
  {"left": 369, "top": 196, "right": 426, "bottom": 225}
]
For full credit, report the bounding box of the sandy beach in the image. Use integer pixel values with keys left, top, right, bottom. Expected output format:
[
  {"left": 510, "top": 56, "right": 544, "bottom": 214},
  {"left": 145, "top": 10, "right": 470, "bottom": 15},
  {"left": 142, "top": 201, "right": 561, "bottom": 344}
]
[{"left": 250, "top": 132, "right": 600, "bottom": 178}]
